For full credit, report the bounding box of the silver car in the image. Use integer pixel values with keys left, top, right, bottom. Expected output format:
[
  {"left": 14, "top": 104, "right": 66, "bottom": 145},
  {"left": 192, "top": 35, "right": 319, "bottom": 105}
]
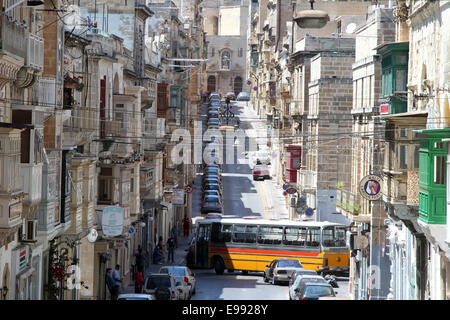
[
  {"left": 159, "top": 266, "right": 197, "bottom": 299},
  {"left": 117, "top": 293, "right": 154, "bottom": 300},
  {"left": 263, "top": 259, "right": 304, "bottom": 285}
]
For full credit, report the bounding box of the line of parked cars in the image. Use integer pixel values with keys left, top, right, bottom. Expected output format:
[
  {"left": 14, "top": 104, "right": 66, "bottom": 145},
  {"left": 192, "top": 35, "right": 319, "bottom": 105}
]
[
  {"left": 118, "top": 266, "right": 197, "bottom": 300},
  {"left": 201, "top": 93, "right": 224, "bottom": 214},
  {"left": 262, "top": 258, "right": 340, "bottom": 300}
]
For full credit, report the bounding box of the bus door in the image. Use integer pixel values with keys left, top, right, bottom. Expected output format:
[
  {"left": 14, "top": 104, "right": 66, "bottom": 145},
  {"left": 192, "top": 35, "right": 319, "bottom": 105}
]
[{"left": 196, "top": 223, "right": 211, "bottom": 268}]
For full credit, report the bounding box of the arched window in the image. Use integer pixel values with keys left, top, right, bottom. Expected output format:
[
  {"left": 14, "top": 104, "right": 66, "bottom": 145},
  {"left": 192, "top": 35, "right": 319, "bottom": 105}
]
[{"left": 221, "top": 51, "right": 231, "bottom": 70}]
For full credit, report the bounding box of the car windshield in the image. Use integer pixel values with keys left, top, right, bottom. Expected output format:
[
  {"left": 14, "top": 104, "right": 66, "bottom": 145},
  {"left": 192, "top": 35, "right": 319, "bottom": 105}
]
[
  {"left": 160, "top": 267, "right": 186, "bottom": 276},
  {"left": 304, "top": 285, "right": 334, "bottom": 297},
  {"left": 278, "top": 260, "right": 301, "bottom": 268},
  {"left": 146, "top": 277, "right": 171, "bottom": 289}
]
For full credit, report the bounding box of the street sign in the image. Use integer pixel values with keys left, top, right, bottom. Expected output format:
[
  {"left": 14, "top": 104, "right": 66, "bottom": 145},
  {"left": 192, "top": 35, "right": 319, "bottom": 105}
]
[
  {"left": 185, "top": 185, "right": 193, "bottom": 194},
  {"left": 359, "top": 174, "right": 382, "bottom": 201},
  {"left": 282, "top": 184, "right": 289, "bottom": 191},
  {"left": 286, "top": 187, "right": 297, "bottom": 194},
  {"left": 128, "top": 227, "right": 135, "bottom": 234},
  {"left": 305, "top": 208, "right": 314, "bottom": 217}
]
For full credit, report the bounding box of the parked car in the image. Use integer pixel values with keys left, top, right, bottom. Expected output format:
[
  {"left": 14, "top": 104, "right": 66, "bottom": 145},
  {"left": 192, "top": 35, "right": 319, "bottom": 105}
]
[
  {"left": 159, "top": 266, "right": 196, "bottom": 299},
  {"left": 202, "top": 189, "right": 220, "bottom": 198},
  {"left": 263, "top": 259, "right": 304, "bottom": 285},
  {"left": 252, "top": 164, "right": 271, "bottom": 180},
  {"left": 208, "top": 110, "right": 219, "bottom": 118},
  {"left": 201, "top": 195, "right": 222, "bottom": 214},
  {"left": 288, "top": 274, "right": 328, "bottom": 300},
  {"left": 117, "top": 293, "right": 154, "bottom": 300},
  {"left": 202, "top": 183, "right": 222, "bottom": 195},
  {"left": 289, "top": 269, "right": 318, "bottom": 287},
  {"left": 225, "top": 92, "right": 236, "bottom": 100},
  {"left": 143, "top": 273, "right": 181, "bottom": 300},
  {"left": 209, "top": 92, "right": 221, "bottom": 101},
  {"left": 292, "top": 282, "right": 336, "bottom": 300},
  {"left": 202, "top": 174, "right": 221, "bottom": 183},
  {"left": 236, "top": 91, "right": 250, "bottom": 101},
  {"left": 202, "top": 177, "right": 220, "bottom": 186},
  {"left": 207, "top": 118, "right": 220, "bottom": 126}
]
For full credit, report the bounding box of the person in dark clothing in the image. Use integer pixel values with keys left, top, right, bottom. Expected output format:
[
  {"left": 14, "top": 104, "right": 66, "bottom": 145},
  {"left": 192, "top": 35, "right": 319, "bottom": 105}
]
[
  {"left": 105, "top": 268, "right": 117, "bottom": 300},
  {"left": 153, "top": 245, "right": 162, "bottom": 264},
  {"left": 183, "top": 216, "right": 191, "bottom": 237},
  {"left": 167, "top": 236, "right": 176, "bottom": 263},
  {"left": 135, "top": 246, "right": 145, "bottom": 271}
]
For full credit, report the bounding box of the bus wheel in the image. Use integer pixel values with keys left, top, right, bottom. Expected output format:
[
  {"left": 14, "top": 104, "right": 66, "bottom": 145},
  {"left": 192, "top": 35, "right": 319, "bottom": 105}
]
[{"left": 214, "top": 258, "right": 225, "bottom": 275}]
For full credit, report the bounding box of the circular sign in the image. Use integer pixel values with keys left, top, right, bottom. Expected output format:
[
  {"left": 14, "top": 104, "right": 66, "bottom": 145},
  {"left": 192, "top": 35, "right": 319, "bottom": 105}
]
[
  {"left": 253, "top": 86, "right": 258, "bottom": 91},
  {"left": 359, "top": 175, "right": 383, "bottom": 201},
  {"left": 185, "top": 185, "right": 193, "bottom": 194},
  {"left": 283, "top": 184, "right": 289, "bottom": 191},
  {"left": 286, "top": 187, "right": 297, "bottom": 195},
  {"left": 305, "top": 208, "right": 314, "bottom": 217},
  {"left": 283, "top": 191, "right": 287, "bottom": 196},
  {"left": 87, "top": 228, "right": 98, "bottom": 243},
  {"left": 128, "top": 227, "right": 135, "bottom": 234}
]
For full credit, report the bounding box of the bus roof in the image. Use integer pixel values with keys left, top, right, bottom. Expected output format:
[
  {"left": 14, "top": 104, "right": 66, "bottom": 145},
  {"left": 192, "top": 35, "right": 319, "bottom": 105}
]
[{"left": 194, "top": 217, "right": 346, "bottom": 228}]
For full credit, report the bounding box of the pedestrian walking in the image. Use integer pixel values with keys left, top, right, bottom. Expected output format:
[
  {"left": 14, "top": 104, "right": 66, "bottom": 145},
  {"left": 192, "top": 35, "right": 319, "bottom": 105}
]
[
  {"left": 171, "top": 225, "right": 179, "bottom": 248},
  {"left": 167, "top": 235, "right": 176, "bottom": 263},
  {"left": 134, "top": 245, "right": 145, "bottom": 272},
  {"left": 105, "top": 268, "right": 117, "bottom": 300},
  {"left": 112, "top": 264, "right": 122, "bottom": 297},
  {"left": 183, "top": 215, "right": 191, "bottom": 237},
  {"left": 157, "top": 236, "right": 166, "bottom": 263},
  {"left": 134, "top": 266, "right": 144, "bottom": 293}
]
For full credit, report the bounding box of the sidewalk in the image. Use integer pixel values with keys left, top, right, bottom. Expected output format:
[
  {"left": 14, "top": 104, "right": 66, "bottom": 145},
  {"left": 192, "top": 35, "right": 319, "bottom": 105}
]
[{"left": 122, "top": 234, "right": 193, "bottom": 294}]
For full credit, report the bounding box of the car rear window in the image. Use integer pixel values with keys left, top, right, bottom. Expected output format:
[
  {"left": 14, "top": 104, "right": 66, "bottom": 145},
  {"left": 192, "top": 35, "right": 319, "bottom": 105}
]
[
  {"left": 278, "top": 260, "right": 301, "bottom": 268},
  {"left": 160, "top": 268, "right": 186, "bottom": 276},
  {"left": 205, "top": 196, "right": 219, "bottom": 202},
  {"left": 146, "top": 276, "right": 171, "bottom": 289},
  {"left": 304, "top": 285, "right": 334, "bottom": 297}
]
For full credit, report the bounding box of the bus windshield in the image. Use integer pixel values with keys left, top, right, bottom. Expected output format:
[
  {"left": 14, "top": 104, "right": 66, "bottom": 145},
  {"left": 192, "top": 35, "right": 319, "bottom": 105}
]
[{"left": 322, "top": 226, "right": 347, "bottom": 247}]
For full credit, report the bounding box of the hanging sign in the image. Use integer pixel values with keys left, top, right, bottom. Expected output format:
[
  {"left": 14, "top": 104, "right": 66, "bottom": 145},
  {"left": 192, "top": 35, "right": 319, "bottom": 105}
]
[
  {"left": 286, "top": 187, "right": 297, "bottom": 195},
  {"left": 102, "top": 206, "right": 124, "bottom": 237},
  {"left": 172, "top": 189, "right": 185, "bottom": 205},
  {"left": 359, "top": 175, "right": 383, "bottom": 201}
]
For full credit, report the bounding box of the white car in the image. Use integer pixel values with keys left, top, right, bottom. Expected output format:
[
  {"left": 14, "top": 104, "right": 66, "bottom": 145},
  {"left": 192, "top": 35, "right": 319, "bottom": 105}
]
[
  {"left": 117, "top": 293, "right": 154, "bottom": 300},
  {"left": 255, "top": 150, "right": 271, "bottom": 165},
  {"left": 159, "top": 266, "right": 197, "bottom": 299}
]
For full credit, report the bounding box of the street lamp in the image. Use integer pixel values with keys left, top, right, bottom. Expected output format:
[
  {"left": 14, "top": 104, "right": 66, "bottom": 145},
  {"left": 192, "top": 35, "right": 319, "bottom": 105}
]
[{"left": 294, "top": 0, "right": 329, "bottom": 29}]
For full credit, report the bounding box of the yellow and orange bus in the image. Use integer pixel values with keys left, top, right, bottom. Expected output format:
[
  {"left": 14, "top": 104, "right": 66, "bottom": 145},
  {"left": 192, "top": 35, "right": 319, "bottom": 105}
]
[{"left": 189, "top": 217, "right": 349, "bottom": 276}]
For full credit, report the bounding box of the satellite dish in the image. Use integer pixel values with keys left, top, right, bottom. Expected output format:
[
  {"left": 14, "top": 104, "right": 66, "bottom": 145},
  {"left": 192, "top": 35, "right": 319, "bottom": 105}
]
[
  {"left": 87, "top": 228, "right": 98, "bottom": 243},
  {"left": 345, "top": 23, "right": 357, "bottom": 34}
]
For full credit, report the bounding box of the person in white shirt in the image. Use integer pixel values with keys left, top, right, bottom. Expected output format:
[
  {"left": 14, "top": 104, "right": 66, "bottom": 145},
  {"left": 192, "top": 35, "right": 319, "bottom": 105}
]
[{"left": 112, "top": 264, "right": 121, "bottom": 297}]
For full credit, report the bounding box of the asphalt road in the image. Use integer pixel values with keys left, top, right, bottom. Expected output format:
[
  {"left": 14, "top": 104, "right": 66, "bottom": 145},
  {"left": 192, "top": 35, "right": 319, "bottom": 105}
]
[{"left": 191, "top": 100, "right": 350, "bottom": 300}]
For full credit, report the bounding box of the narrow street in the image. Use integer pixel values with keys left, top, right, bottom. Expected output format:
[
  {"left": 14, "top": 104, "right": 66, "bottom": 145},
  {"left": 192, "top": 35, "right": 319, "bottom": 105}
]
[{"left": 191, "top": 100, "right": 349, "bottom": 300}]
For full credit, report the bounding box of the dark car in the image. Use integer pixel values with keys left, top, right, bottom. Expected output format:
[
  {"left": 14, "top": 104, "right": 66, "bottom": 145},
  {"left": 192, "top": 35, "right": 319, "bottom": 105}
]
[
  {"left": 208, "top": 111, "right": 220, "bottom": 119},
  {"left": 289, "top": 269, "right": 318, "bottom": 287},
  {"left": 202, "top": 177, "right": 220, "bottom": 187},
  {"left": 204, "top": 166, "right": 220, "bottom": 175},
  {"left": 236, "top": 92, "right": 250, "bottom": 101},
  {"left": 201, "top": 195, "right": 222, "bottom": 214},
  {"left": 207, "top": 118, "right": 220, "bottom": 126},
  {"left": 209, "top": 92, "right": 220, "bottom": 101},
  {"left": 263, "top": 259, "right": 304, "bottom": 285},
  {"left": 294, "top": 282, "right": 336, "bottom": 301},
  {"left": 202, "top": 190, "right": 220, "bottom": 199},
  {"left": 203, "top": 174, "right": 221, "bottom": 183},
  {"left": 202, "top": 182, "right": 221, "bottom": 193}
]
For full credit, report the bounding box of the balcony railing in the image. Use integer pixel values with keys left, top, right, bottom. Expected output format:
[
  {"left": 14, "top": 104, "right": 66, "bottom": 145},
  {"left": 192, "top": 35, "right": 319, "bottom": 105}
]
[
  {"left": 0, "top": 16, "right": 27, "bottom": 60},
  {"left": 336, "top": 188, "right": 362, "bottom": 216},
  {"left": 298, "top": 170, "right": 317, "bottom": 192}
]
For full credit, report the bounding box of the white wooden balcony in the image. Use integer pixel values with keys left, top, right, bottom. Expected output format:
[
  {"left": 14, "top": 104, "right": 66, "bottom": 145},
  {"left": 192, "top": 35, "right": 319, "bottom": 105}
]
[
  {"left": 298, "top": 170, "right": 317, "bottom": 192},
  {"left": 20, "top": 162, "right": 43, "bottom": 219}
]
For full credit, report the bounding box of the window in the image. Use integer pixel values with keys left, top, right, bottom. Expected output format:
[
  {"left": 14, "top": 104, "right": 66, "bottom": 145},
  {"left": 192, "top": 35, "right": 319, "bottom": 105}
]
[
  {"left": 211, "top": 47, "right": 215, "bottom": 57},
  {"left": 238, "top": 48, "right": 243, "bottom": 57},
  {"left": 399, "top": 145, "right": 408, "bottom": 169},
  {"left": 283, "top": 227, "right": 307, "bottom": 246},
  {"left": 322, "top": 226, "right": 346, "bottom": 248},
  {"left": 233, "top": 225, "right": 257, "bottom": 243},
  {"left": 305, "top": 228, "right": 320, "bottom": 247},
  {"left": 395, "top": 69, "right": 407, "bottom": 92},
  {"left": 115, "top": 112, "right": 124, "bottom": 129},
  {"left": 257, "top": 226, "right": 283, "bottom": 245},
  {"left": 414, "top": 146, "right": 420, "bottom": 169},
  {"left": 434, "top": 156, "right": 446, "bottom": 185},
  {"left": 99, "top": 179, "right": 112, "bottom": 202},
  {"left": 221, "top": 51, "right": 231, "bottom": 70}
]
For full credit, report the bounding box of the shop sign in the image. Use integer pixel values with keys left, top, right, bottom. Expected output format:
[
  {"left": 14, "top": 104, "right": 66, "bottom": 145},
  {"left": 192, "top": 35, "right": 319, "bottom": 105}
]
[
  {"left": 359, "top": 175, "right": 383, "bottom": 201},
  {"left": 102, "top": 206, "right": 124, "bottom": 237},
  {"left": 16, "top": 247, "right": 29, "bottom": 274},
  {"left": 172, "top": 189, "right": 185, "bottom": 205}
]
